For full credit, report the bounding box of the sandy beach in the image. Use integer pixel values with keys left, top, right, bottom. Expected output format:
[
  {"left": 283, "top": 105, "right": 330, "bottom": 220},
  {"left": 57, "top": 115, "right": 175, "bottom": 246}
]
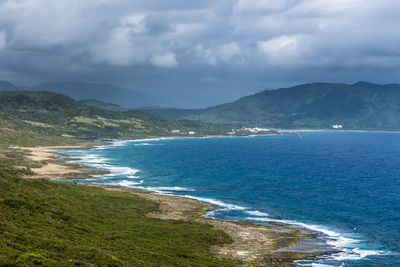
[
  {"left": 14, "top": 144, "right": 100, "bottom": 179},
  {"left": 18, "top": 144, "right": 329, "bottom": 266}
]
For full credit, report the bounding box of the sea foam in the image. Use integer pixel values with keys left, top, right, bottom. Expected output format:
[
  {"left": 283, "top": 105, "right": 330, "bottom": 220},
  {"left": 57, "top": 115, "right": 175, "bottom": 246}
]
[
  {"left": 245, "top": 216, "right": 386, "bottom": 262},
  {"left": 130, "top": 186, "right": 195, "bottom": 194},
  {"left": 102, "top": 166, "right": 140, "bottom": 177},
  {"left": 180, "top": 195, "right": 248, "bottom": 211},
  {"left": 149, "top": 186, "right": 195, "bottom": 191},
  {"left": 134, "top": 143, "right": 156, "bottom": 146},
  {"left": 114, "top": 180, "right": 144, "bottom": 187},
  {"left": 246, "top": 210, "right": 269, "bottom": 217},
  {"left": 61, "top": 149, "right": 141, "bottom": 179}
]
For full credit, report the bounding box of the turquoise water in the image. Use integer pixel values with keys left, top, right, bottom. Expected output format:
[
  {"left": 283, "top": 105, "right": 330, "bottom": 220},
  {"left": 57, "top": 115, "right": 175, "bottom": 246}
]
[{"left": 56, "top": 132, "right": 400, "bottom": 266}]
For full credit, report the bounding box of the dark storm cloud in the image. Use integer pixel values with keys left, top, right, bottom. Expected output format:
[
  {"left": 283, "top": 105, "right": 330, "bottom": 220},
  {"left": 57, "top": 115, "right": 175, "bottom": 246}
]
[{"left": 1, "top": 0, "right": 400, "bottom": 107}]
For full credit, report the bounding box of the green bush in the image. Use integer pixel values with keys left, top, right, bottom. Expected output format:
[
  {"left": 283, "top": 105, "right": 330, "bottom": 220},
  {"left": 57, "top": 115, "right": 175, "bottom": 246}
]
[{"left": 0, "top": 171, "right": 233, "bottom": 266}]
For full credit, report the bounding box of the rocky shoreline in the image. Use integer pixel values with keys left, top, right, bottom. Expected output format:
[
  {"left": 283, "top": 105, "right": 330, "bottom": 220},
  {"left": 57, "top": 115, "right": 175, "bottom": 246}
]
[{"left": 20, "top": 144, "right": 336, "bottom": 266}]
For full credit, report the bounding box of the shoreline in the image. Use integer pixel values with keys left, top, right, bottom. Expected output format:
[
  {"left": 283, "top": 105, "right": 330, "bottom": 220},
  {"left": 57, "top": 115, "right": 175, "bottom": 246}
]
[
  {"left": 18, "top": 142, "right": 334, "bottom": 266},
  {"left": 13, "top": 144, "right": 102, "bottom": 179}
]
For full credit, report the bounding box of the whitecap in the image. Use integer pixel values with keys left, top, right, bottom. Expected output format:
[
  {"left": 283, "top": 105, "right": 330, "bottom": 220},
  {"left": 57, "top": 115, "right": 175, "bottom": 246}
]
[
  {"left": 131, "top": 186, "right": 195, "bottom": 194},
  {"left": 246, "top": 217, "right": 348, "bottom": 240},
  {"left": 180, "top": 195, "right": 248, "bottom": 210},
  {"left": 245, "top": 216, "right": 387, "bottom": 262},
  {"left": 112, "top": 180, "right": 144, "bottom": 187},
  {"left": 110, "top": 140, "right": 133, "bottom": 147},
  {"left": 246, "top": 210, "right": 269, "bottom": 217},
  {"left": 134, "top": 143, "right": 155, "bottom": 146},
  {"left": 93, "top": 140, "right": 134, "bottom": 150},
  {"left": 102, "top": 166, "right": 140, "bottom": 177},
  {"left": 93, "top": 137, "right": 176, "bottom": 150},
  {"left": 329, "top": 248, "right": 387, "bottom": 261},
  {"left": 295, "top": 262, "right": 335, "bottom": 267},
  {"left": 63, "top": 150, "right": 141, "bottom": 179},
  {"left": 205, "top": 210, "right": 216, "bottom": 218},
  {"left": 150, "top": 186, "right": 195, "bottom": 191},
  {"left": 131, "top": 137, "right": 177, "bottom": 143},
  {"left": 80, "top": 154, "right": 108, "bottom": 164}
]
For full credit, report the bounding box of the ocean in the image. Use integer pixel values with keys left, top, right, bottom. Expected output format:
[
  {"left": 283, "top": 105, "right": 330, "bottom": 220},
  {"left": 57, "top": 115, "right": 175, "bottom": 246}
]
[{"left": 54, "top": 132, "right": 400, "bottom": 266}]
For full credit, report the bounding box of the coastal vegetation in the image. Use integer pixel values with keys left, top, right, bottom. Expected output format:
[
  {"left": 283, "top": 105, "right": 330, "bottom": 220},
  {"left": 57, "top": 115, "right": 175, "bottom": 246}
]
[
  {"left": 0, "top": 90, "right": 231, "bottom": 143},
  {"left": 0, "top": 114, "right": 80, "bottom": 148},
  {"left": 0, "top": 89, "right": 323, "bottom": 266},
  {"left": 0, "top": 90, "right": 236, "bottom": 266},
  {"left": 0, "top": 166, "right": 233, "bottom": 266},
  {"left": 6, "top": 81, "right": 400, "bottom": 131},
  {"left": 80, "top": 99, "right": 127, "bottom": 111}
]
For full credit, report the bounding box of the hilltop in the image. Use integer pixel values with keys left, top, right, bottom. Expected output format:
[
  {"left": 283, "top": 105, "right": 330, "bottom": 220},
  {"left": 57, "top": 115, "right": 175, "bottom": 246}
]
[
  {"left": 0, "top": 91, "right": 230, "bottom": 146},
  {"left": 0, "top": 81, "right": 153, "bottom": 108},
  {"left": 145, "top": 82, "right": 400, "bottom": 130},
  {"left": 80, "top": 99, "right": 126, "bottom": 111}
]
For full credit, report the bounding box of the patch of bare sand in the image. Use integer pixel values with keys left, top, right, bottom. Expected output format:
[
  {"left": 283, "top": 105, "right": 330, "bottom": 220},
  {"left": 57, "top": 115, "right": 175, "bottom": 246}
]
[{"left": 13, "top": 145, "right": 97, "bottom": 179}]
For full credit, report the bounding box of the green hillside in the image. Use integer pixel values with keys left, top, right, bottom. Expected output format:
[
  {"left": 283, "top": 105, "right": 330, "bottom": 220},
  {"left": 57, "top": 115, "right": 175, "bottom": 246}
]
[
  {"left": 0, "top": 91, "right": 230, "bottom": 144},
  {"left": 0, "top": 114, "right": 79, "bottom": 147},
  {"left": 80, "top": 99, "right": 126, "bottom": 111},
  {"left": 0, "top": 90, "right": 236, "bottom": 266},
  {"left": 0, "top": 168, "right": 233, "bottom": 266},
  {"left": 146, "top": 82, "right": 400, "bottom": 130}
]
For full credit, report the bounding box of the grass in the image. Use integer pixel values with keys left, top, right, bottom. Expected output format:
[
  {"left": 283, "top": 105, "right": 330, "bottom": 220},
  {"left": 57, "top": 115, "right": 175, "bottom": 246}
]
[
  {"left": 0, "top": 115, "right": 81, "bottom": 148},
  {"left": 0, "top": 168, "right": 233, "bottom": 266},
  {"left": 0, "top": 131, "right": 234, "bottom": 266},
  {"left": 0, "top": 149, "right": 44, "bottom": 171},
  {"left": 0, "top": 144, "right": 234, "bottom": 266},
  {"left": 0, "top": 91, "right": 233, "bottom": 141},
  {"left": 0, "top": 91, "right": 236, "bottom": 265}
]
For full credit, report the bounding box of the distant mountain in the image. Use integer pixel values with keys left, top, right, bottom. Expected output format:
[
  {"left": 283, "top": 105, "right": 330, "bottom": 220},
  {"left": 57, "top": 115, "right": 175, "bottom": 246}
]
[
  {"left": 80, "top": 99, "right": 126, "bottom": 111},
  {"left": 0, "top": 80, "right": 153, "bottom": 108},
  {"left": 145, "top": 81, "right": 400, "bottom": 130},
  {"left": 0, "top": 81, "right": 20, "bottom": 91},
  {"left": 28, "top": 81, "right": 151, "bottom": 108}
]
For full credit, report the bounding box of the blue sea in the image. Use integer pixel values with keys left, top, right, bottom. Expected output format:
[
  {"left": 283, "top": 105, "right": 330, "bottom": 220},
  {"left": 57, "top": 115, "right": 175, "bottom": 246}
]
[{"left": 55, "top": 132, "right": 400, "bottom": 266}]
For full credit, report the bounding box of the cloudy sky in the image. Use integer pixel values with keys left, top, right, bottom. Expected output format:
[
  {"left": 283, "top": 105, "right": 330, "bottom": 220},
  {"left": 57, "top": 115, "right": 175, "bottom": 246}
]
[{"left": 1, "top": 0, "right": 400, "bottom": 107}]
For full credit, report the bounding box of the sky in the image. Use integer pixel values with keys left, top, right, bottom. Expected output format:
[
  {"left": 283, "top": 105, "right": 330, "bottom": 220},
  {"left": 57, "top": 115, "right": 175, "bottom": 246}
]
[{"left": 1, "top": 0, "right": 400, "bottom": 108}]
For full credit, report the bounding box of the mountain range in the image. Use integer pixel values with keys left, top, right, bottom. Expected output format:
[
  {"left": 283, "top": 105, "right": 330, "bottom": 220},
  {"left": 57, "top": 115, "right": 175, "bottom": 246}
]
[
  {"left": 2, "top": 80, "right": 400, "bottom": 130},
  {"left": 145, "top": 81, "right": 400, "bottom": 130},
  {"left": 0, "top": 81, "right": 152, "bottom": 108}
]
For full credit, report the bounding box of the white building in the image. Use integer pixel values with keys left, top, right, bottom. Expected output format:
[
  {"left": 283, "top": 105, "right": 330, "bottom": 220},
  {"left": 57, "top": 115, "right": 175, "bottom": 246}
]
[
  {"left": 227, "top": 129, "right": 236, "bottom": 135},
  {"left": 171, "top": 129, "right": 180, "bottom": 133},
  {"left": 188, "top": 131, "right": 195, "bottom": 135},
  {"left": 242, "top": 127, "right": 270, "bottom": 133},
  {"left": 332, "top": 124, "right": 343, "bottom": 129}
]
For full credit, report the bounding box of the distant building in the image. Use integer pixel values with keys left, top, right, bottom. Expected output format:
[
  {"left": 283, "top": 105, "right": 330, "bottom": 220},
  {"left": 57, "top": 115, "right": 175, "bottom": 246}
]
[
  {"left": 188, "top": 131, "right": 195, "bottom": 135},
  {"left": 227, "top": 129, "right": 236, "bottom": 135},
  {"left": 171, "top": 129, "right": 180, "bottom": 133},
  {"left": 240, "top": 127, "right": 270, "bottom": 133},
  {"left": 332, "top": 124, "right": 343, "bottom": 129}
]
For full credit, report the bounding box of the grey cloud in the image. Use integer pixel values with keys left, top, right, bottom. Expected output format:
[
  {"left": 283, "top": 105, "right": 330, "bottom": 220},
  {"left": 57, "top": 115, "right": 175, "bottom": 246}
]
[{"left": 1, "top": 0, "right": 400, "bottom": 107}]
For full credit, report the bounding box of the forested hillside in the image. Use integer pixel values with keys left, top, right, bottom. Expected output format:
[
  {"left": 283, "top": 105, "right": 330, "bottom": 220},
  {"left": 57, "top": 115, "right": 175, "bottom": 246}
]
[{"left": 146, "top": 82, "right": 400, "bottom": 130}]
